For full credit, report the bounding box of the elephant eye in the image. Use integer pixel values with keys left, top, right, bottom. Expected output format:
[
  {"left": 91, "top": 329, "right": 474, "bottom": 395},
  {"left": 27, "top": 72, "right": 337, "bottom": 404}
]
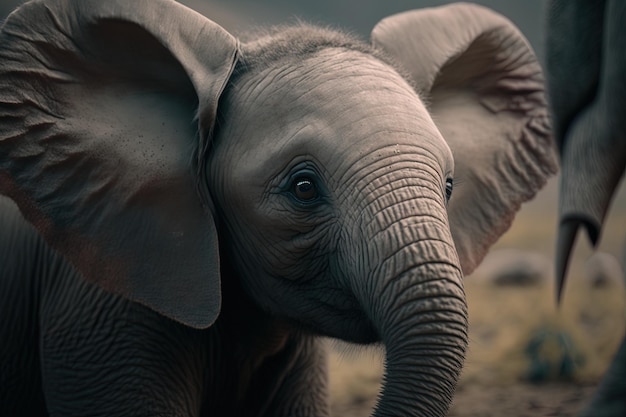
[
  {"left": 445, "top": 178, "right": 454, "bottom": 203},
  {"left": 292, "top": 176, "right": 319, "bottom": 203}
]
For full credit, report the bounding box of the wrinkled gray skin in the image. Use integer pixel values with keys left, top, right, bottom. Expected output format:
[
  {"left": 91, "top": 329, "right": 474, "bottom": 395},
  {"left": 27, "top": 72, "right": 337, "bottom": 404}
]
[
  {"left": 0, "top": 1, "right": 555, "bottom": 416},
  {"left": 546, "top": 1, "right": 626, "bottom": 416}
]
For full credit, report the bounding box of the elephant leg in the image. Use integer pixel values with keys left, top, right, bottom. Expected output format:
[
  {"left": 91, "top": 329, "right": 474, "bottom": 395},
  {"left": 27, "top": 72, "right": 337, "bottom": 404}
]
[
  {"left": 579, "top": 334, "right": 626, "bottom": 417},
  {"left": 256, "top": 333, "right": 329, "bottom": 417},
  {"left": 39, "top": 269, "right": 209, "bottom": 417}
]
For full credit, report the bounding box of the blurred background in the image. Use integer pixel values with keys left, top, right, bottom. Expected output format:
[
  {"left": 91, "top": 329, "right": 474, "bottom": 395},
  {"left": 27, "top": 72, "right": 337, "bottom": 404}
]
[{"left": 2, "top": 1, "right": 625, "bottom": 416}]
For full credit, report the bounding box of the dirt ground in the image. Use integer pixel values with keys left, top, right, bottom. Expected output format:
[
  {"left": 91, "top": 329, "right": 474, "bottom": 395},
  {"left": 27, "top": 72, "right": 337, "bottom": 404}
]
[
  {"left": 448, "top": 382, "right": 597, "bottom": 417},
  {"left": 331, "top": 379, "right": 598, "bottom": 417}
]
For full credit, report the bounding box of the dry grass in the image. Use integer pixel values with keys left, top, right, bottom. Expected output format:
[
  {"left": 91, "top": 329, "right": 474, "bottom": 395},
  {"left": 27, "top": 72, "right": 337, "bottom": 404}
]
[{"left": 462, "top": 277, "right": 625, "bottom": 385}]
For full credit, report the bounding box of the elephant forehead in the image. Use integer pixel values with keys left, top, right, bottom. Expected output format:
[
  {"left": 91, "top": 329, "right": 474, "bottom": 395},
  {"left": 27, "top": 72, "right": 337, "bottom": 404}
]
[{"left": 227, "top": 48, "right": 452, "bottom": 173}]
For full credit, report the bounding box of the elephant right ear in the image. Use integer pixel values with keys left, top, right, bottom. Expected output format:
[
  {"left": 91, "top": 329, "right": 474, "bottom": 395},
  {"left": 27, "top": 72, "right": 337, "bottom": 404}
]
[
  {"left": 0, "top": 0, "right": 239, "bottom": 328},
  {"left": 372, "top": 3, "right": 558, "bottom": 275}
]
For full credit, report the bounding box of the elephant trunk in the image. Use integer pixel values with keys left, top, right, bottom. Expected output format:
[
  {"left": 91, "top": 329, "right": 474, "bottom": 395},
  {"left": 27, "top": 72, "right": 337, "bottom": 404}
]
[
  {"left": 350, "top": 206, "right": 468, "bottom": 416},
  {"left": 375, "top": 265, "right": 467, "bottom": 416}
]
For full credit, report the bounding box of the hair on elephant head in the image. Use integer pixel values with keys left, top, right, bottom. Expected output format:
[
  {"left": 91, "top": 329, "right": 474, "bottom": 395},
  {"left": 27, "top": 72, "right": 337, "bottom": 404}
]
[{"left": 0, "top": 0, "right": 557, "bottom": 416}]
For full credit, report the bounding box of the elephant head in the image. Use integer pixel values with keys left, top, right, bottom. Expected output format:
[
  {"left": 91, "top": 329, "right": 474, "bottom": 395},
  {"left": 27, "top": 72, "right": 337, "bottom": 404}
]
[
  {"left": 546, "top": 0, "right": 626, "bottom": 297},
  {"left": 0, "top": 1, "right": 556, "bottom": 415}
]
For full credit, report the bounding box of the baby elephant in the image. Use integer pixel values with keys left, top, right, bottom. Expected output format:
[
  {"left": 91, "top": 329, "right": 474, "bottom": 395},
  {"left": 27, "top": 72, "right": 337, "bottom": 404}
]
[{"left": 0, "top": 0, "right": 556, "bottom": 416}]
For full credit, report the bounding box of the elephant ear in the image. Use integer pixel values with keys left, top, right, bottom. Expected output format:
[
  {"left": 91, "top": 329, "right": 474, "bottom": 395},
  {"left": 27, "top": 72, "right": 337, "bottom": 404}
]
[
  {"left": 372, "top": 3, "right": 558, "bottom": 275},
  {"left": 0, "top": 0, "right": 239, "bottom": 328}
]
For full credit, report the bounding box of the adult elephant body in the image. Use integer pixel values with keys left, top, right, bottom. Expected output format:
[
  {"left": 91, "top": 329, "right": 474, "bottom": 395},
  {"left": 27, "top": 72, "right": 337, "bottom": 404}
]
[
  {"left": 546, "top": 1, "right": 626, "bottom": 415},
  {"left": 0, "top": 1, "right": 556, "bottom": 416}
]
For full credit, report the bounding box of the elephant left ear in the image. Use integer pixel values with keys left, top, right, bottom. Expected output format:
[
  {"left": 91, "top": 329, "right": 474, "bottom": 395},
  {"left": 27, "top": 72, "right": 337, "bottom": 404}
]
[
  {"left": 372, "top": 3, "right": 558, "bottom": 275},
  {"left": 0, "top": 0, "right": 238, "bottom": 328}
]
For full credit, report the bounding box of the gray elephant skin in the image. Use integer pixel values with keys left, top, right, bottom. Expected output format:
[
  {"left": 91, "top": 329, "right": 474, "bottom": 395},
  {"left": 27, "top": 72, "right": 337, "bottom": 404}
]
[
  {"left": 546, "top": 1, "right": 626, "bottom": 416},
  {"left": 0, "top": 1, "right": 557, "bottom": 416}
]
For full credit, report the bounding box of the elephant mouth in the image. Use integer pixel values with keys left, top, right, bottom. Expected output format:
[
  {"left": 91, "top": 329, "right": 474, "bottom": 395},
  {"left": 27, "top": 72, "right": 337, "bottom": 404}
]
[
  {"left": 333, "top": 310, "right": 379, "bottom": 344},
  {"left": 301, "top": 311, "right": 379, "bottom": 344},
  {"left": 292, "top": 287, "right": 380, "bottom": 343}
]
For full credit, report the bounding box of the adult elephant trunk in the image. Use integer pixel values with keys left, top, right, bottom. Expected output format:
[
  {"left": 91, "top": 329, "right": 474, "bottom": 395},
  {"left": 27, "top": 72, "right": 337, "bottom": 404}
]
[{"left": 346, "top": 166, "right": 468, "bottom": 417}]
